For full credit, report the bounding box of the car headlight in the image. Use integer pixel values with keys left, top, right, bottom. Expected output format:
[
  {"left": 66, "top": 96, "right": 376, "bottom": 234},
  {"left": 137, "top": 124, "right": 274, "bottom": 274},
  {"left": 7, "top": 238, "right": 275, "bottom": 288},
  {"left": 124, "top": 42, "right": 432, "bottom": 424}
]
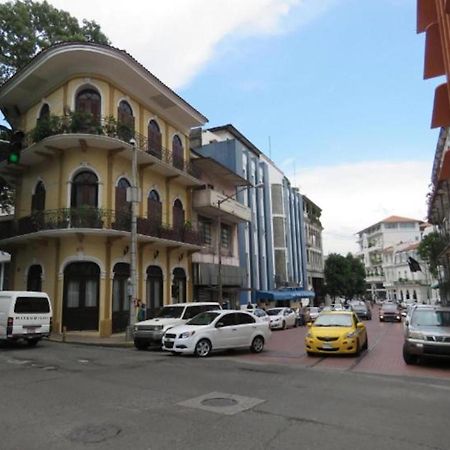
[
  {"left": 408, "top": 331, "right": 424, "bottom": 340},
  {"left": 179, "top": 331, "right": 195, "bottom": 339},
  {"left": 346, "top": 331, "right": 357, "bottom": 338},
  {"left": 134, "top": 325, "right": 139, "bottom": 332},
  {"left": 379, "top": 315, "right": 384, "bottom": 319}
]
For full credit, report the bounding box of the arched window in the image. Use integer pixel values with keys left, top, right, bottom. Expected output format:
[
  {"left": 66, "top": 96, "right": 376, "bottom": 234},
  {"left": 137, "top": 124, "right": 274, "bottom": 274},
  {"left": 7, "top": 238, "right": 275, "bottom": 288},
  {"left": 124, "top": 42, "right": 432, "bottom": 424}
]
[
  {"left": 114, "top": 178, "right": 131, "bottom": 230},
  {"left": 112, "top": 262, "right": 130, "bottom": 333},
  {"left": 38, "top": 104, "right": 50, "bottom": 122},
  {"left": 172, "top": 135, "right": 184, "bottom": 170},
  {"left": 148, "top": 120, "right": 162, "bottom": 158},
  {"left": 148, "top": 190, "right": 162, "bottom": 225},
  {"left": 71, "top": 171, "right": 98, "bottom": 208},
  {"left": 75, "top": 88, "right": 101, "bottom": 122},
  {"left": 117, "top": 100, "right": 134, "bottom": 141},
  {"left": 27, "top": 265, "right": 42, "bottom": 292},
  {"left": 173, "top": 199, "right": 184, "bottom": 230},
  {"left": 31, "top": 181, "right": 46, "bottom": 213},
  {"left": 146, "top": 265, "right": 163, "bottom": 317},
  {"left": 172, "top": 267, "right": 186, "bottom": 303}
]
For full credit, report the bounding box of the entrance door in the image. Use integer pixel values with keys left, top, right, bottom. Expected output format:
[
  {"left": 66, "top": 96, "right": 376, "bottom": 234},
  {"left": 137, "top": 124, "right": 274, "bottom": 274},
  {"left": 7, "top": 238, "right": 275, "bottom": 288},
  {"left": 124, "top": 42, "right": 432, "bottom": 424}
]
[
  {"left": 146, "top": 266, "right": 163, "bottom": 318},
  {"left": 27, "top": 265, "right": 42, "bottom": 292},
  {"left": 112, "top": 263, "right": 130, "bottom": 333},
  {"left": 172, "top": 267, "right": 186, "bottom": 303},
  {"left": 63, "top": 262, "right": 100, "bottom": 331}
]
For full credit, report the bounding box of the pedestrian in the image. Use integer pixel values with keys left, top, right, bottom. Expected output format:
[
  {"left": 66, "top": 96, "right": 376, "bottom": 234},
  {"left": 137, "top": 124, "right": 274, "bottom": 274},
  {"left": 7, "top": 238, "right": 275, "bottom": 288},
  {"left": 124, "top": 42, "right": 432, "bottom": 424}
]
[{"left": 137, "top": 302, "right": 146, "bottom": 322}]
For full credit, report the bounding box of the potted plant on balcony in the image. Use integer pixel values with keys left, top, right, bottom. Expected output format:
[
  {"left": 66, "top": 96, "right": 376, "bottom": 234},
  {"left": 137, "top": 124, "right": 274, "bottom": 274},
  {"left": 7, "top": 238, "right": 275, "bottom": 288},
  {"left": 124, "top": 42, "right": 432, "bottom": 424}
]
[{"left": 31, "top": 115, "right": 62, "bottom": 142}]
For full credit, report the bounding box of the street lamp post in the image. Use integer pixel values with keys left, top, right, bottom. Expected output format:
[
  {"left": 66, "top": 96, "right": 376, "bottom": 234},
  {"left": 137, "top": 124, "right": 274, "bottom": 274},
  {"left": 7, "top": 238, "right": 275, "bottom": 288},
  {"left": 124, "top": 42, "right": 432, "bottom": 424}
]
[
  {"left": 216, "top": 183, "right": 263, "bottom": 307},
  {"left": 126, "top": 138, "right": 139, "bottom": 340}
]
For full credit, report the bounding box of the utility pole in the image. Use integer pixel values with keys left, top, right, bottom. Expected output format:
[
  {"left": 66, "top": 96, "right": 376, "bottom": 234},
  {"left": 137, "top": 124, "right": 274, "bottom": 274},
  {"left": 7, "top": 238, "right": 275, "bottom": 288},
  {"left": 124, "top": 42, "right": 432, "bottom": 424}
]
[{"left": 127, "top": 138, "right": 139, "bottom": 340}]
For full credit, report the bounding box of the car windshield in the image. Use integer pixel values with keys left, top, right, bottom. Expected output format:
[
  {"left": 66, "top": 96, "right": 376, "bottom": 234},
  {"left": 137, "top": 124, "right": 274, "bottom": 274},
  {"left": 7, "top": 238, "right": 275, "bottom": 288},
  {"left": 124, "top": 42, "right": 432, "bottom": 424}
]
[
  {"left": 253, "top": 309, "right": 266, "bottom": 317},
  {"left": 382, "top": 304, "right": 398, "bottom": 312},
  {"left": 267, "top": 309, "right": 282, "bottom": 316},
  {"left": 314, "top": 314, "right": 353, "bottom": 327},
  {"left": 411, "top": 310, "right": 450, "bottom": 327},
  {"left": 156, "top": 306, "right": 184, "bottom": 319},
  {"left": 186, "top": 311, "right": 221, "bottom": 326}
]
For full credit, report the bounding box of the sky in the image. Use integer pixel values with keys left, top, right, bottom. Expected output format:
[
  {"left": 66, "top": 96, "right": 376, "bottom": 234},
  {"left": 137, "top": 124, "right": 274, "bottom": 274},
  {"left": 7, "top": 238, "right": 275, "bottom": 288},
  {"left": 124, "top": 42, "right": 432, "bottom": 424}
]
[{"left": 0, "top": 0, "right": 439, "bottom": 255}]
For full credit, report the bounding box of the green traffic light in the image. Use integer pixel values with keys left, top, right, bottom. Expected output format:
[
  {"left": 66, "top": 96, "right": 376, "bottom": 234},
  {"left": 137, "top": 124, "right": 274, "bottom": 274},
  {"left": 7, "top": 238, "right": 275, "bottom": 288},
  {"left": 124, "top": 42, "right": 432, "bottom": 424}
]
[{"left": 8, "top": 153, "right": 20, "bottom": 164}]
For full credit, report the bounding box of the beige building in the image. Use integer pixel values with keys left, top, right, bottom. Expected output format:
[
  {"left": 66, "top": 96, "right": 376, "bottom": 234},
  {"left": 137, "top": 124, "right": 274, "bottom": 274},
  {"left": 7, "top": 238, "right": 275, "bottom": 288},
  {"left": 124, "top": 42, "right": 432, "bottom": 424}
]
[{"left": 0, "top": 43, "right": 209, "bottom": 336}]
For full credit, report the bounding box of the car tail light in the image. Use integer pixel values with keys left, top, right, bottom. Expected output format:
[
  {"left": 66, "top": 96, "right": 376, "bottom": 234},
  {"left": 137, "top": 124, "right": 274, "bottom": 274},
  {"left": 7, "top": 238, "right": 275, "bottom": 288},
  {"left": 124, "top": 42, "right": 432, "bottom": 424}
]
[{"left": 6, "top": 317, "right": 13, "bottom": 336}]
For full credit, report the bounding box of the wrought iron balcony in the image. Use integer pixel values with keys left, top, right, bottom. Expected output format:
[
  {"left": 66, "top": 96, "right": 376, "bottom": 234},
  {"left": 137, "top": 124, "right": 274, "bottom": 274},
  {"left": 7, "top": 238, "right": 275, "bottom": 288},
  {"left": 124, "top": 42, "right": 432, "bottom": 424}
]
[
  {"left": 0, "top": 208, "right": 201, "bottom": 246},
  {"left": 13, "top": 112, "right": 201, "bottom": 178}
]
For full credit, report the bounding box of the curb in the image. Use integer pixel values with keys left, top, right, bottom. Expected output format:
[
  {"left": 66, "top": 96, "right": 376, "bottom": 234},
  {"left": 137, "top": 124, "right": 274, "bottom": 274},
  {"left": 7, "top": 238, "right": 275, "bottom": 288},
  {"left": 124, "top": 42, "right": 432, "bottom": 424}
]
[{"left": 47, "top": 337, "right": 134, "bottom": 349}]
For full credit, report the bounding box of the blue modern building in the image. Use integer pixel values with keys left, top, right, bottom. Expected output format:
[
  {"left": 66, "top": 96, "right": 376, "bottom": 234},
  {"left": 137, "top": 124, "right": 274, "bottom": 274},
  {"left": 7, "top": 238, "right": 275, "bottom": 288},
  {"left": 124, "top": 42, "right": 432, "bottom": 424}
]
[{"left": 191, "top": 124, "right": 313, "bottom": 307}]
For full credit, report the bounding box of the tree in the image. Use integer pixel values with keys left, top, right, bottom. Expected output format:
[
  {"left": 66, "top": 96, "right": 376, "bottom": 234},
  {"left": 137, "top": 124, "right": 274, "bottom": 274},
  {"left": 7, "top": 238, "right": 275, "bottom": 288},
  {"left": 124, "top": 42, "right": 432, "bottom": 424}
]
[
  {"left": 0, "top": 0, "right": 110, "bottom": 84},
  {"left": 324, "top": 253, "right": 366, "bottom": 300},
  {"left": 417, "top": 231, "right": 447, "bottom": 278}
]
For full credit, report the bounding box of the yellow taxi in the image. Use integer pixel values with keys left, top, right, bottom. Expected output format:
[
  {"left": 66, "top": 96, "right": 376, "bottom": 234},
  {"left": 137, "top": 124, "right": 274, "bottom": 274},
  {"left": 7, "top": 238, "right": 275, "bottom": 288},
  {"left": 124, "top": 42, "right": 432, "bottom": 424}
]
[{"left": 305, "top": 311, "right": 368, "bottom": 356}]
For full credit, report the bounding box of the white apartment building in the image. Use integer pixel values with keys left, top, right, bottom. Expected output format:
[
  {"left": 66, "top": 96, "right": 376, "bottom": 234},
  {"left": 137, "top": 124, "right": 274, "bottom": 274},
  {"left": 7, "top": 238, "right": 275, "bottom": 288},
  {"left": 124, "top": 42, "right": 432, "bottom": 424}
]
[{"left": 356, "top": 216, "right": 422, "bottom": 301}]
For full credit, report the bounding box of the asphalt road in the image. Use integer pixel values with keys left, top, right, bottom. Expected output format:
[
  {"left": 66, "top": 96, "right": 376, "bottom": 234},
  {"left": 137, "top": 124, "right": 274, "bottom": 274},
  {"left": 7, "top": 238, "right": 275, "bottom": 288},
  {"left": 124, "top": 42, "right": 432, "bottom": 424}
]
[{"left": 1, "top": 336, "right": 450, "bottom": 450}]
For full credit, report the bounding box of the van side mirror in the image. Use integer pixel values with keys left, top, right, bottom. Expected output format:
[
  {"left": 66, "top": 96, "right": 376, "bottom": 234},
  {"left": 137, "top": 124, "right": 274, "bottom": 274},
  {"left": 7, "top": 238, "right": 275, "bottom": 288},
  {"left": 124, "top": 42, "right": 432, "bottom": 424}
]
[
  {"left": 357, "top": 322, "right": 365, "bottom": 329},
  {"left": 405, "top": 320, "right": 409, "bottom": 327},
  {"left": 216, "top": 321, "right": 225, "bottom": 328}
]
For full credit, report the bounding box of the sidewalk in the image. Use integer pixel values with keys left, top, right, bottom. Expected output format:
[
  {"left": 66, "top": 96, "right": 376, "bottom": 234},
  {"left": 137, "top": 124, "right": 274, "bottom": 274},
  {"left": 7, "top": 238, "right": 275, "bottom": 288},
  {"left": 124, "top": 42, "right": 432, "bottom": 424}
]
[{"left": 48, "top": 331, "right": 134, "bottom": 348}]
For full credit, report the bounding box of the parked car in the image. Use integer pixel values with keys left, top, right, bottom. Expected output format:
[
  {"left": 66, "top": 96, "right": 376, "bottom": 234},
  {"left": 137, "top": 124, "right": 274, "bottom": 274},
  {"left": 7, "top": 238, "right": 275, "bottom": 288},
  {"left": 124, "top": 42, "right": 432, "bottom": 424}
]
[
  {"left": 251, "top": 308, "right": 270, "bottom": 323},
  {"left": 0, "top": 291, "right": 53, "bottom": 346},
  {"left": 305, "top": 311, "right": 368, "bottom": 356},
  {"left": 266, "top": 307, "right": 297, "bottom": 329},
  {"left": 379, "top": 303, "right": 401, "bottom": 322},
  {"left": 162, "top": 310, "right": 271, "bottom": 357},
  {"left": 133, "top": 302, "right": 221, "bottom": 350},
  {"left": 307, "top": 306, "right": 321, "bottom": 321},
  {"left": 349, "top": 301, "right": 372, "bottom": 320},
  {"left": 403, "top": 305, "right": 450, "bottom": 364}
]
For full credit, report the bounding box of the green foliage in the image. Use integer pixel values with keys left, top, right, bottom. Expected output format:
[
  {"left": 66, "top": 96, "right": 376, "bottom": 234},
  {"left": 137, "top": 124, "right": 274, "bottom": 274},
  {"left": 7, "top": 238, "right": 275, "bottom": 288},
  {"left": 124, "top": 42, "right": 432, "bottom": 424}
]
[
  {"left": 0, "top": 0, "right": 109, "bottom": 84},
  {"left": 324, "top": 253, "right": 366, "bottom": 300},
  {"left": 417, "top": 231, "right": 447, "bottom": 278}
]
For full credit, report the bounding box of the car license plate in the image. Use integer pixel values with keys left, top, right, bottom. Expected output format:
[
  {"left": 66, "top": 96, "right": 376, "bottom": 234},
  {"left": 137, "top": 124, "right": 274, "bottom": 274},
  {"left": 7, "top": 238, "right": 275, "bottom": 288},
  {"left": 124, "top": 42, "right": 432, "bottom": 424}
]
[
  {"left": 26, "top": 327, "right": 37, "bottom": 334},
  {"left": 322, "top": 343, "right": 333, "bottom": 349}
]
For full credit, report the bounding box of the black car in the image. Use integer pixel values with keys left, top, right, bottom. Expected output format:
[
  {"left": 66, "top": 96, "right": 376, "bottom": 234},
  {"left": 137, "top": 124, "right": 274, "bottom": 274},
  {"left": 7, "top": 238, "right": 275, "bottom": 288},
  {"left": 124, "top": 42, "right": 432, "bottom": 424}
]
[
  {"left": 379, "top": 303, "right": 401, "bottom": 322},
  {"left": 350, "top": 301, "right": 372, "bottom": 320}
]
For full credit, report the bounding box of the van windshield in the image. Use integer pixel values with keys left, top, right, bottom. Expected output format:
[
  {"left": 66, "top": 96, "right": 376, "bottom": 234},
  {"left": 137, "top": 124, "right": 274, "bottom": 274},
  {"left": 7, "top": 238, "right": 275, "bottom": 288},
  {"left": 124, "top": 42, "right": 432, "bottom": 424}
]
[{"left": 14, "top": 297, "right": 50, "bottom": 313}]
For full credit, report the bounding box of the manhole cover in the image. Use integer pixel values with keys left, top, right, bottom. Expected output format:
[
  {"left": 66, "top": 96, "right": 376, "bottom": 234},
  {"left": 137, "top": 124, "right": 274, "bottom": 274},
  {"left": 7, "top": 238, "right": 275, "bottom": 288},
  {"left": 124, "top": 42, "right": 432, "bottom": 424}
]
[
  {"left": 201, "top": 397, "right": 238, "bottom": 407},
  {"left": 67, "top": 424, "right": 121, "bottom": 444}
]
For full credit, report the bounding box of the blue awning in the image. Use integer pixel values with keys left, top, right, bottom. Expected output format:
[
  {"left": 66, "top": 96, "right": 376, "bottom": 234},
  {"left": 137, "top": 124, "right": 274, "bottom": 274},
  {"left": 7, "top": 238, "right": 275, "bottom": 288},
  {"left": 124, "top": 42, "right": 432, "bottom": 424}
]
[{"left": 255, "top": 289, "right": 315, "bottom": 301}]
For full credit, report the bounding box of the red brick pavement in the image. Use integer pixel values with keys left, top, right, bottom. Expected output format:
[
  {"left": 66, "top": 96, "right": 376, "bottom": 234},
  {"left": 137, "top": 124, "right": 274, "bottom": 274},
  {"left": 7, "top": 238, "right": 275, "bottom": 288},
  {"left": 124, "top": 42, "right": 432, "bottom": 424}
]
[{"left": 236, "top": 310, "right": 450, "bottom": 381}]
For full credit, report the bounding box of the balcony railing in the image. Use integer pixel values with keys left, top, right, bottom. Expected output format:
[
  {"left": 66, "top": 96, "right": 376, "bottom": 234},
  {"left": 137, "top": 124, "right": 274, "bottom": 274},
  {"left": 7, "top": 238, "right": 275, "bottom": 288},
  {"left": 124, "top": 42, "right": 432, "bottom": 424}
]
[
  {"left": 15, "top": 112, "right": 201, "bottom": 179},
  {"left": 0, "top": 208, "right": 201, "bottom": 246}
]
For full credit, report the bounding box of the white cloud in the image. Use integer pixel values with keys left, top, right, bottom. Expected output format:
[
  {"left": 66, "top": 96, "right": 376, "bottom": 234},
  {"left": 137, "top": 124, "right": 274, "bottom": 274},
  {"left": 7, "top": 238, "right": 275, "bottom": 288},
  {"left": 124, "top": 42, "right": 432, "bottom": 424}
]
[
  {"left": 23, "top": 0, "right": 336, "bottom": 88},
  {"left": 291, "top": 161, "right": 432, "bottom": 256}
]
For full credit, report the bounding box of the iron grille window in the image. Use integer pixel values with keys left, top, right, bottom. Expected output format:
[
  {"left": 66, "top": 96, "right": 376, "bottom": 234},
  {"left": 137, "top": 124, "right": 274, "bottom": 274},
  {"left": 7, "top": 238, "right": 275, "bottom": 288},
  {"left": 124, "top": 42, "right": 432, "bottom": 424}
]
[
  {"left": 221, "top": 224, "right": 231, "bottom": 249},
  {"left": 199, "top": 217, "right": 212, "bottom": 246}
]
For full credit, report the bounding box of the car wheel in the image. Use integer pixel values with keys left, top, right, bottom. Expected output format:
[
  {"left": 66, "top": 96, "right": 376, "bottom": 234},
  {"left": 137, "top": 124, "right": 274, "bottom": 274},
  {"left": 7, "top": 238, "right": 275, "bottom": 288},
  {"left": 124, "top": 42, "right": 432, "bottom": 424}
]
[
  {"left": 355, "top": 339, "right": 361, "bottom": 356},
  {"left": 250, "top": 336, "right": 265, "bottom": 353},
  {"left": 282, "top": 321, "right": 286, "bottom": 330},
  {"left": 403, "top": 346, "right": 418, "bottom": 365},
  {"left": 26, "top": 338, "right": 39, "bottom": 347},
  {"left": 195, "top": 339, "right": 212, "bottom": 357},
  {"left": 134, "top": 340, "right": 148, "bottom": 351},
  {"left": 294, "top": 320, "right": 298, "bottom": 328}
]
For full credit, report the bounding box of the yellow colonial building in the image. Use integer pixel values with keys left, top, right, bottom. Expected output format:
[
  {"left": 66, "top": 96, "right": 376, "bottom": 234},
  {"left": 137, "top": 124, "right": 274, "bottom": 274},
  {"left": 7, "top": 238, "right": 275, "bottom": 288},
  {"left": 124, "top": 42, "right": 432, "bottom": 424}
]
[{"left": 0, "top": 42, "right": 208, "bottom": 336}]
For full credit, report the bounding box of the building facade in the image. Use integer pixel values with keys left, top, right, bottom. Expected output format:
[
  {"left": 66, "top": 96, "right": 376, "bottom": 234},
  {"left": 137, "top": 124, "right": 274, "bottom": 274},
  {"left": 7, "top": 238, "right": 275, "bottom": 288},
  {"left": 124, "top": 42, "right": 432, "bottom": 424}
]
[
  {"left": 356, "top": 216, "right": 423, "bottom": 301},
  {"left": 417, "top": 1, "right": 450, "bottom": 304},
  {"left": 0, "top": 43, "right": 209, "bottom": 336},
  {"left": 303, "top": 196, "right": 325, "bottom": 304},
  {"left": 192, "top": 124, "right": 311, "bottom": 307}
]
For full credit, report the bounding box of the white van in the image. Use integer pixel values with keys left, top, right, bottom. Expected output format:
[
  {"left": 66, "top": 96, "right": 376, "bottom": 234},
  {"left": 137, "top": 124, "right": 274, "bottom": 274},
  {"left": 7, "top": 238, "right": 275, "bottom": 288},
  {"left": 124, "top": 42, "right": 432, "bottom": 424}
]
[{"left": 0, "top": 291, "right": 53, "bottom": 346}]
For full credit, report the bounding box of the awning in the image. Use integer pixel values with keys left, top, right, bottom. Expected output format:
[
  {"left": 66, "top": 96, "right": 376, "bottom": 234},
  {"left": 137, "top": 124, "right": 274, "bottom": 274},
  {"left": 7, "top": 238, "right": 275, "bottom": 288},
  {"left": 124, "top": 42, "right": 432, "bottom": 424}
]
[{"left": 255, "top": 289, "right": 315, "bottom": 301}]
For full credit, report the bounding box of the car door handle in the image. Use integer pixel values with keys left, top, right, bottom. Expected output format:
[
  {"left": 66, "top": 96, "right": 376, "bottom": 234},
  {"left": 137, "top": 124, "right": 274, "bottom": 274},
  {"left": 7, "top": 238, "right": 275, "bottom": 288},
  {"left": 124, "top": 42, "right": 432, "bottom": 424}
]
[{"left": 232, "top": 328, "right": 237, "bottom": 331}]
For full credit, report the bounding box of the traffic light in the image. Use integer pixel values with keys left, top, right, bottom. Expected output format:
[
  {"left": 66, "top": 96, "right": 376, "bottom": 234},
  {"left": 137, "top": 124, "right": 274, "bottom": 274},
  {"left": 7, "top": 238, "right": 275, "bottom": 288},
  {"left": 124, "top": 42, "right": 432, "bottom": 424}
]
[{"left": 8, "top": 131, "right": 24, "bottom": 165}]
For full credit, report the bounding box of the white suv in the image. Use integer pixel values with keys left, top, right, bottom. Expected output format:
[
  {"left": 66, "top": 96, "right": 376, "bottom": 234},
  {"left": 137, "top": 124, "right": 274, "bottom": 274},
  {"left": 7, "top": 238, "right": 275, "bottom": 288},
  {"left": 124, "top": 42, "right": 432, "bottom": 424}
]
[{"left": 133, "top": 302, "right": 221, "bottom": 350}]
